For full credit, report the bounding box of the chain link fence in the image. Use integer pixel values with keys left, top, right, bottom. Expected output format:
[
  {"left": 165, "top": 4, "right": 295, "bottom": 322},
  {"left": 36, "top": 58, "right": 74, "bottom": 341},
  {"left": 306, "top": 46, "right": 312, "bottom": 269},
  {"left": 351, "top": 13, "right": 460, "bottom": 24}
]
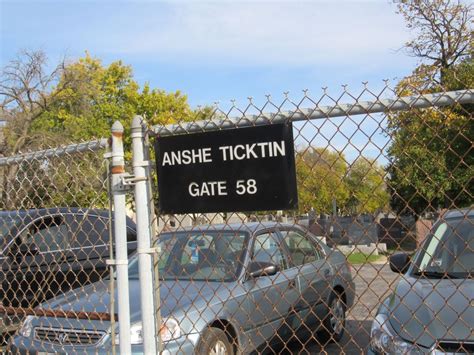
[
  {"left": 148, "top": 83, "right": 473, "bottom": 355},
  {"left": 0, "top": 139, "right": 136, "bottom": 353},
  {"left": 1, "top": 81, "right": 473, "bottom": 354}
]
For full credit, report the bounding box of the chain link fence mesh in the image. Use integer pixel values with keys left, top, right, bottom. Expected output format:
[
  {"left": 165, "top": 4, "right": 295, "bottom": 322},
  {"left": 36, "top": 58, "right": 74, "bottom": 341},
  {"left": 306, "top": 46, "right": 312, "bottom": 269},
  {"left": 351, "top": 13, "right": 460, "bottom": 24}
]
[
  {"left": 150, "top": 83, "right": 473, "bottom": 354},
  {"left": 1, "top": 81, "right": 473, "bottom": 354},
  {"left": 0, "top": 139, "right": 136, "bottom": 353}
]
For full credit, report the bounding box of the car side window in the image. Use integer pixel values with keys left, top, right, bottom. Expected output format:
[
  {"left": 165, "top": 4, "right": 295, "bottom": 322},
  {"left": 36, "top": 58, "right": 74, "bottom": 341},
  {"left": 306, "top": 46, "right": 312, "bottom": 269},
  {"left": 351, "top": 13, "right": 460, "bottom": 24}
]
[
  {"left": 281, "top": 229, "right": 320, "bottom": 267},
  {"left": 69, "top": 215, "right": 136, "bottom": 251},
  {"left": 20, "top": 216, "right": 70, "bottom": 252},
  {"left": 252, "top": 232, "right": 287, "bottom": 270},
  {"left": 68, "top": 215, "right": 109, "bottom": 248}
]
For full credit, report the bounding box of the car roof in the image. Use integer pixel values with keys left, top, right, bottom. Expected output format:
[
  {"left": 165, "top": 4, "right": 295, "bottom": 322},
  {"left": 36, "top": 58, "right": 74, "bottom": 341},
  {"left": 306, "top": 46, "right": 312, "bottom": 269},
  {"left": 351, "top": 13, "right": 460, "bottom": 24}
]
[
  {"left": 0, "top": 208, "right": 136, "bottom": 229},
  {"left": 0, "top": 207, "right": 111, "bottom": 219},
  {"left": 162, "top": 221, "right": 303, "bottom": 235},
  {"left": 443, "top": 207, "right": 474, "bottom": 220}
]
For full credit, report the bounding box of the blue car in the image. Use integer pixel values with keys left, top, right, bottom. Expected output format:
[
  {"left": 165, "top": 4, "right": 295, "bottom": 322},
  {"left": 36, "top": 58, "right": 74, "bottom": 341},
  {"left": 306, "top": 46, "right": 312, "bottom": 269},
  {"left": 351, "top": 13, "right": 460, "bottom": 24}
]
[{"left": 10, "top": 222, "right": 355, "bottom": 354}]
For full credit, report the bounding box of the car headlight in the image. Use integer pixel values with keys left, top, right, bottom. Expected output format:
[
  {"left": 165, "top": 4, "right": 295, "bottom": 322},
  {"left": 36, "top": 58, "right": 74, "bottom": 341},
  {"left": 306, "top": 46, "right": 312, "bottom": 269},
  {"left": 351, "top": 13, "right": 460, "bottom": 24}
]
[
  {"left": 114, "top": 318, "right": 181, "bottom": 345},
  {"left": 115, "top": 322, "right": 144, "bottom": 345},
  {"left": 370, "top": 314, "right": 423, "bottom": 354},
  {"left": 19, "top": 316, "right": 33, "bottom": 337},
  {"left": 159, "top": 318, "right": 181, "bottom": 342}
]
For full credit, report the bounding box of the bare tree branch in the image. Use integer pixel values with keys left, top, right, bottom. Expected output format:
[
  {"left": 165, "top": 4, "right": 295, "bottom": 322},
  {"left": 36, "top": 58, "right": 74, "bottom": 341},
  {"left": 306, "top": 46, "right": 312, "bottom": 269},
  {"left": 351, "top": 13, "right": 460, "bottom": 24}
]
[
  {"left": 0, "top": 50, "right": 70, "bottom": 155},
  {"left": 395, "top": 0, "right": 473, "bottom": 76}
]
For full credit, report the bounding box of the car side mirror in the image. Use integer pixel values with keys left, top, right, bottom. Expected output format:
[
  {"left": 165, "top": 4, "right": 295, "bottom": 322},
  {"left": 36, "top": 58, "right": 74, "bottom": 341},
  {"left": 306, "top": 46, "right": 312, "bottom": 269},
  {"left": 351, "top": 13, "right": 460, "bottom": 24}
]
[
  {"left": 389, "top": 253, "right": 411, "bottom": 274},
  {"left": 247, "top": 261, "right": 280, "bottom": 278}
]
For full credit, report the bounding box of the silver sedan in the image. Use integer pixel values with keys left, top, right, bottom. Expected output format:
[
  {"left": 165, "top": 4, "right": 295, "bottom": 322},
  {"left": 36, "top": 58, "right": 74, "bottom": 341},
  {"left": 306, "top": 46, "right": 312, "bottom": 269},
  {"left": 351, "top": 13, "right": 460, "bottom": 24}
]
[{"left": 11, "top": 222, "right": 355, "bottom": 354}]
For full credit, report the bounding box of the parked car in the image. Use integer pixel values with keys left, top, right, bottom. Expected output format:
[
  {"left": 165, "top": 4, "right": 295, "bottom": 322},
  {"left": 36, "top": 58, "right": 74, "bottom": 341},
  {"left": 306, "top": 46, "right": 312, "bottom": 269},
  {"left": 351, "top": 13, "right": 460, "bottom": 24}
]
[
  {"left": 0, "top": 208, "right": 137, "bottom": 337},
  {"left": 10, "top": 222, "right": 355, "bottom": 354},
  {"left": 369, "top": 208, "right": 474, "bottom": 354}
]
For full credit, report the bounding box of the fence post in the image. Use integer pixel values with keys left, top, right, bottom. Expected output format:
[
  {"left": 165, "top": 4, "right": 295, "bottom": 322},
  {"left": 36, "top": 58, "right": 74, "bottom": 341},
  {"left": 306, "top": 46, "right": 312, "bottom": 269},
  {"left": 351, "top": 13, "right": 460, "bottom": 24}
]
[
  {"left": 131, "top": 116, "right": 158, "bottom": 354},
  {"left": 111, "top": 121, "right": 132, "bottom": 355}
]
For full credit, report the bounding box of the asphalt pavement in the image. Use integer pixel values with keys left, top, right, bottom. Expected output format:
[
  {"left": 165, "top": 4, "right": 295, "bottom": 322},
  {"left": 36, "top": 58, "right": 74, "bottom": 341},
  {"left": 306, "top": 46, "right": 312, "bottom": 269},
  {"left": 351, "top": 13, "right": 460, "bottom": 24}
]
[{"left": 286, "top": 262, "right": 400, "bottom": 354}]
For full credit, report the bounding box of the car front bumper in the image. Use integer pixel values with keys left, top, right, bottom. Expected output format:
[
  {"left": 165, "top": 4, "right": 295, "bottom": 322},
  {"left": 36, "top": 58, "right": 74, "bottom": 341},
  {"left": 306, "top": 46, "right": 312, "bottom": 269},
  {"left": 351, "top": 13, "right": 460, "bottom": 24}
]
[{"left": 9, "top": 334, "right": 196, "bottom": 355}]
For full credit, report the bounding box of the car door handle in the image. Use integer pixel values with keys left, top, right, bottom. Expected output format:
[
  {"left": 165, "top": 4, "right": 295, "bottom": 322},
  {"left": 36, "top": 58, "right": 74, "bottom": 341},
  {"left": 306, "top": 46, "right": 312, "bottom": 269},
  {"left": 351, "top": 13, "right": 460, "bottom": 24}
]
[
  {"left": 323, "top": 269, "right": 330, "bottom": 278},
  {"left": 288, "top": 279, "right": 297, "bottom": 289}
]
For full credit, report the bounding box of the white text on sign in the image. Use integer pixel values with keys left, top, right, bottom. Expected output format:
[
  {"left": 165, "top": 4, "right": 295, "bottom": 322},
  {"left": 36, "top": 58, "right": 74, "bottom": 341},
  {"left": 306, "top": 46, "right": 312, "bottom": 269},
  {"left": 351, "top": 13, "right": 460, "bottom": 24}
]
[
  {"left": 188, "top": 179, "right": 258, "bottom": 197},
  {"left": 162, "top": 141, "right": 286, "bottom": 166}
]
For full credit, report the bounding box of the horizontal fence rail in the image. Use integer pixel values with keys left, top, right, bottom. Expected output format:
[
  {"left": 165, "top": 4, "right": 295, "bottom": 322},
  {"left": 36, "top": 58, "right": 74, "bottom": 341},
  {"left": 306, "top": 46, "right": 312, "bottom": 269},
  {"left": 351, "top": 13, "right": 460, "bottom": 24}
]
[
  {"left": 153, "top": 89, "right": 474, "bottom": 136},
  {"left": 0, "top": 139, "right": 108, "bottom": 166}
]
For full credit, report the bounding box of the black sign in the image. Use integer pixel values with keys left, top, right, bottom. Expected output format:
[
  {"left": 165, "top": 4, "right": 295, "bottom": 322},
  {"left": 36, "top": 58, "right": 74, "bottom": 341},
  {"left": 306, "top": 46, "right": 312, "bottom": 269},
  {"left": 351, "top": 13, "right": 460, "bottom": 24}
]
[{"left": 154, "top": 123, "right": 298, "bottom": 214}]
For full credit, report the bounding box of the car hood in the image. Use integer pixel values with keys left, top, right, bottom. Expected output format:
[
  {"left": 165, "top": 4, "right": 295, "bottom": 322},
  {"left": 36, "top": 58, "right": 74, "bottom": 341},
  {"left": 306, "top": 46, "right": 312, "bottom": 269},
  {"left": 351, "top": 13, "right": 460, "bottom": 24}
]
[
  {"left": 44, "top": 279, "right": 235, "bottom": 323},
  {"left": 387, "top": 276, "right": 474, "bottom": 349}
]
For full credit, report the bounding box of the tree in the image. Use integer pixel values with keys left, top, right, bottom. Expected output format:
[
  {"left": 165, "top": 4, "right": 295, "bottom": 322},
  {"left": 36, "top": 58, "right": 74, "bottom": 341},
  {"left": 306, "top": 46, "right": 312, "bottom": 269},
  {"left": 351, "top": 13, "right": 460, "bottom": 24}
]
[
  {"left": 0, "top": 51, "right": 68, "bottom": 156},
  {"left": 296, "top": 147, "right": 390, "bottom": 215},
  {"left": 346, "top": 158, "right": 389, "bottom": 214},
  {"left": 1, "top": 51, "right": 196, "bottom": 209},
  {"left": 296, "top": 147, "right": 349, "bottom": 214},
  {"left": 0, "top": 51, "right": 71, "bottom": 209},
  {"left": 32, "top": 54, "right": 194, "bottom": 142},
  {"left": 395, "top": 0, "right": 472, "bottom": 77},
  {"left": 387, "top": 58, "right": 473, "bottom": 215},
  {"left": 387, "top": 0, "right": 473, "bottom": 216}
]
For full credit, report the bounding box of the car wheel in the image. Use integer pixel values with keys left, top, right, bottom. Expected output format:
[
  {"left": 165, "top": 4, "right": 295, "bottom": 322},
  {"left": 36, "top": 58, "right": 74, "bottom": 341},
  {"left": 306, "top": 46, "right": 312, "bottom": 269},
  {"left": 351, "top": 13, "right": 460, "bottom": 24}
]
[
  {"left": 197, "top": 327, "right": 233, "bottom": 355},
  {"left": 318, "top": 290, "right": 346, "bottom": 344}
]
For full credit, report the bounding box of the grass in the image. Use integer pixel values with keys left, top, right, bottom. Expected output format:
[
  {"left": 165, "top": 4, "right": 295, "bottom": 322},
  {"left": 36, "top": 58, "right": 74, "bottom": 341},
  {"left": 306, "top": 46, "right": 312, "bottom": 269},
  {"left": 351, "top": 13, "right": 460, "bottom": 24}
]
[{"left": 346, "top": 252, "right": 385, "bottom": 264}]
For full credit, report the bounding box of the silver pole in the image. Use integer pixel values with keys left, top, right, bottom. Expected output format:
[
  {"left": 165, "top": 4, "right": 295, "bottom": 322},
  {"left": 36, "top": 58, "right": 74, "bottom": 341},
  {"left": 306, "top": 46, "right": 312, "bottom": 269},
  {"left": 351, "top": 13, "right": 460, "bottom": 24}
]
[
  {"left": 131, "top": 116, "right": 157, "bottom": 354},
  {"left": 142, "top": 120, "right": 163, "bottom": 353},
  {"left": 111, "top": 121, "right": 132, "bottom": 355},
  {"left": 105, "top": 157, "right": 117, "bottom": 355}
]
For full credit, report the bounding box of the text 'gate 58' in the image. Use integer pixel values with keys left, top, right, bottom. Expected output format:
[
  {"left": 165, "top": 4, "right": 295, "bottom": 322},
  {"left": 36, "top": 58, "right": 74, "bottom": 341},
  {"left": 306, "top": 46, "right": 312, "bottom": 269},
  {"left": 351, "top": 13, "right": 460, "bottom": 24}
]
[{"left": 154, "top": 123, "right": 298, "bottom": 214}]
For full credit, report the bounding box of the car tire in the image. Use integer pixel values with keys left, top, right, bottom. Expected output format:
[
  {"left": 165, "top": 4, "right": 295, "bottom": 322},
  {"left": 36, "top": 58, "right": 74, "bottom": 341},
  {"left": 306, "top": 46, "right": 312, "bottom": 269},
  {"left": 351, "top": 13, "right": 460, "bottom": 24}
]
[
  {"left": 317, "top": 290, "right": 346, "bottom": 344},
  {"left": 197, "top": 327, "right": 234, "bottom": 355}
]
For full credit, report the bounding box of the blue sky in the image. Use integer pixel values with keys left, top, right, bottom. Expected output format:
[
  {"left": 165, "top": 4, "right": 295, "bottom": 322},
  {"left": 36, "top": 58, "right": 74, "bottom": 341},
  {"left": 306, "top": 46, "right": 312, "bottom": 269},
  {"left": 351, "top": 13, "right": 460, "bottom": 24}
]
[
  {"left": 1, "top": 0, "right": 419, "bottom": 163},
  {"left": 1, "top": 0, "right": 417, "bottom": 107}
]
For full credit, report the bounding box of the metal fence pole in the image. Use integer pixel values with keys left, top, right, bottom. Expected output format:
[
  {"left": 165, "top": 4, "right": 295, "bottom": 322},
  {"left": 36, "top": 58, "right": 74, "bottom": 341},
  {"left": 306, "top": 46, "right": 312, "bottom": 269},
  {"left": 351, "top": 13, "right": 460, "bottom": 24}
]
[
  {"left": 106, "top": 157, "right": 117, "bottom": 355},
  {"left": 131, "top": 116, "right": 157, "bottom": 354},
  {"left": 111, "top": 121, "right": 132, "bottom": 355},
  {"left": 141, "top": 126, "right": 164, "bottom": 353}
]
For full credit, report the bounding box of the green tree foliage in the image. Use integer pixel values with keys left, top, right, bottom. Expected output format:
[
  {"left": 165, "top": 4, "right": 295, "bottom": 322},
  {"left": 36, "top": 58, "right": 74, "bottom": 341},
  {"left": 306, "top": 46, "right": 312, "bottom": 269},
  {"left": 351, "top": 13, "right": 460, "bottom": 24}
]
[
  {"left": 296, "top": 147, "right": 388, "bottom": 215},
  {"left": 32, "top": 54, "right": 194, "bottom": 141},
  {"left": 1, "top": 52, "right": 196, "bottom": 209},
  {"left": 297, "top": 148, "right": 349, "bottom": 214},
  {"left": 387, "top": 0, "right": 473, "bottom": 216},
  {"left": 346, "top": 157, "right": 390, "bottom": 214},
  {"left": 387, "top": 60, "right": 474, "bottom": 215}
]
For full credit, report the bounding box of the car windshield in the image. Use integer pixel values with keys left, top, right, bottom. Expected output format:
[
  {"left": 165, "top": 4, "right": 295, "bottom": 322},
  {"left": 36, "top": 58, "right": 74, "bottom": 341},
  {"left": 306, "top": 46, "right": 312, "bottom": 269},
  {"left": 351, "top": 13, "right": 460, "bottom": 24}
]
[
  {"left": 129, "top": 230, "right": 249, "bottom": 282},
  {"left": 414, "top": 216, "right": 474, "bottom": 278}
]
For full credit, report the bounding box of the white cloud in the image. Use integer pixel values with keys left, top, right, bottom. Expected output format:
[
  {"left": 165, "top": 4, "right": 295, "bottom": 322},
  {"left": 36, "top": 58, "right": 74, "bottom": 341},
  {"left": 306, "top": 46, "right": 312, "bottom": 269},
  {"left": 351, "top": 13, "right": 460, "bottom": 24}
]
[{"left": 98, "top": 1, "right": 410, "bottom": 66}]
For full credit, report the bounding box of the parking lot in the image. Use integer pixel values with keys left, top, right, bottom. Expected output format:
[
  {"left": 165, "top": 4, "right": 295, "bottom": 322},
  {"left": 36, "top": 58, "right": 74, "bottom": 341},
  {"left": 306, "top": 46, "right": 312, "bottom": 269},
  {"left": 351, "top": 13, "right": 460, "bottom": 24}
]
[
  {"left": 286, "top": 262, "right": 400, "bottom": 354},
  {"left": 0, "top": 261, "right": 399, "bottom": 354},
  {"left": 2, "top": 54, "right": 471, "bottom": 352}
]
